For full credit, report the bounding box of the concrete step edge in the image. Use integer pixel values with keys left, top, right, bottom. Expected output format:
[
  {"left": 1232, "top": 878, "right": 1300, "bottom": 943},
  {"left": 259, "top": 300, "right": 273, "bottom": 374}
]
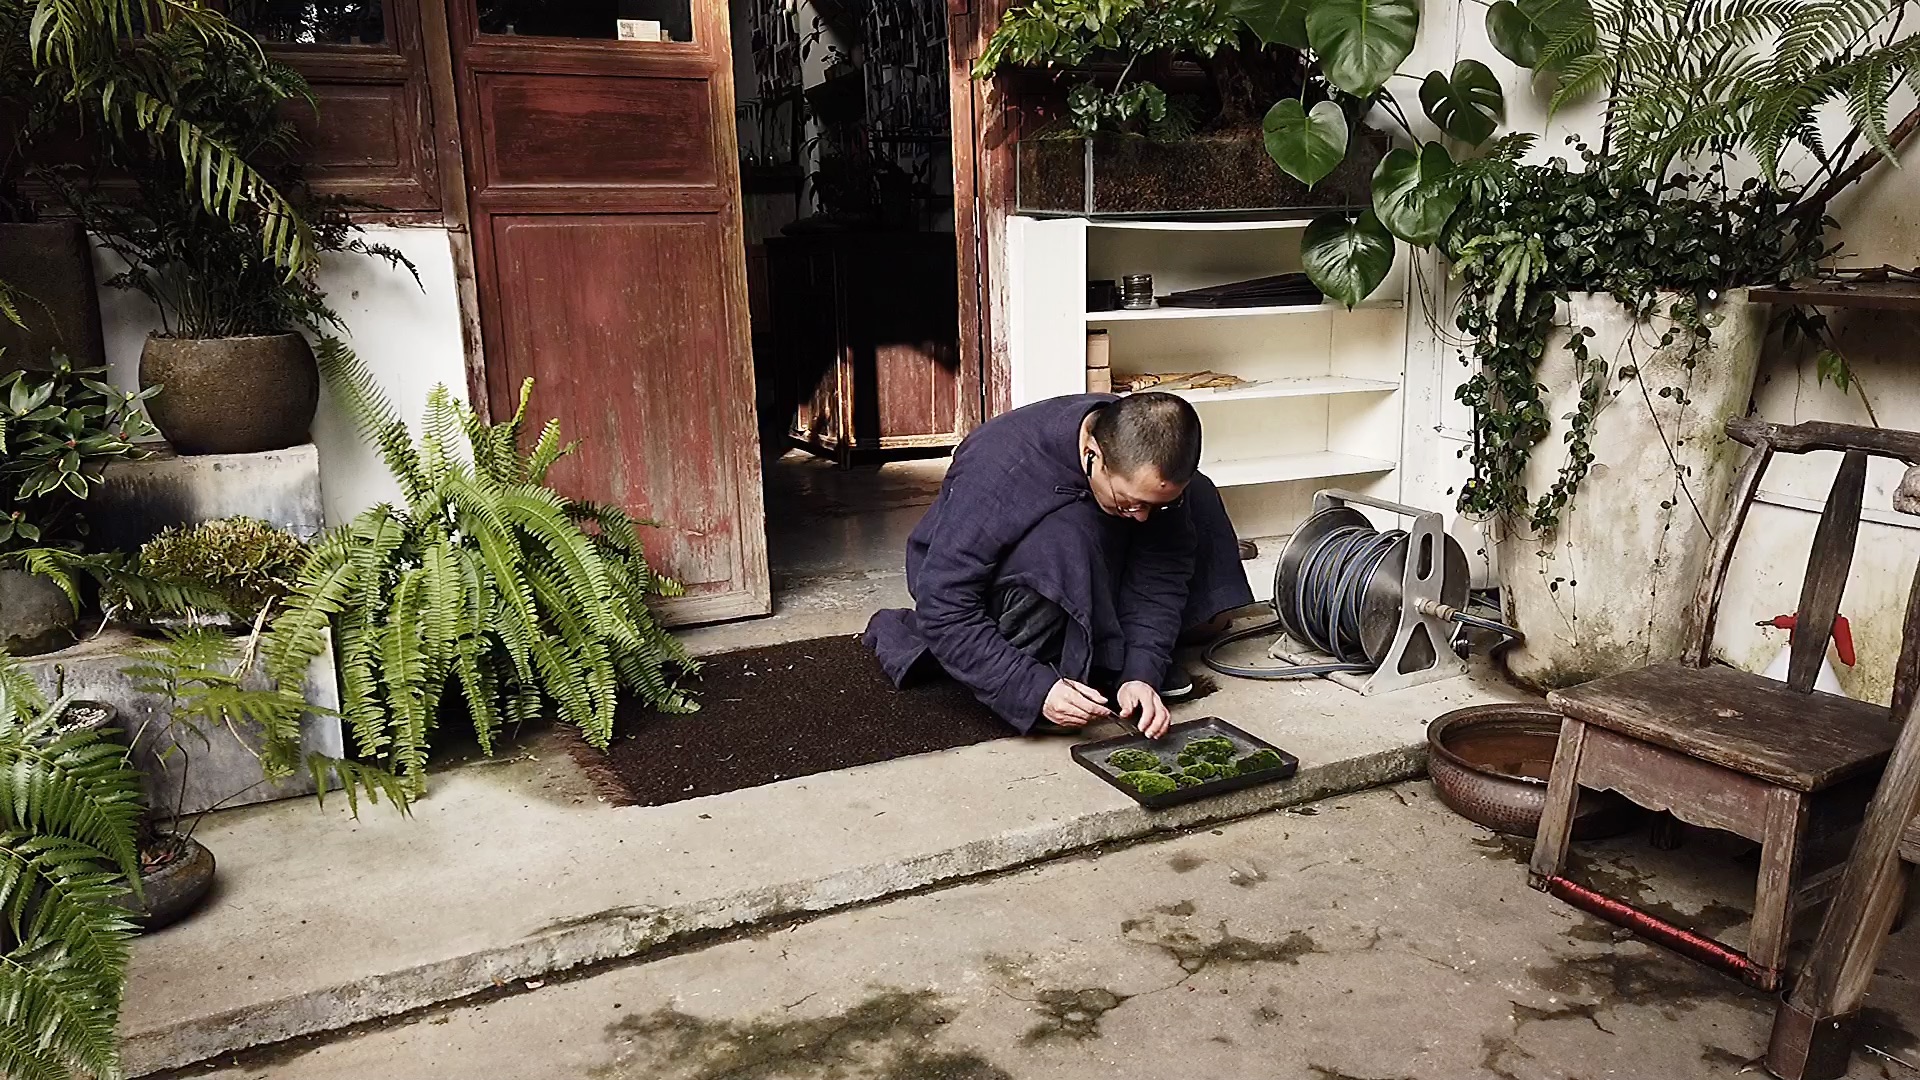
[{"left": 123, "top": 743, "right": 1426, "bottom": 1077}]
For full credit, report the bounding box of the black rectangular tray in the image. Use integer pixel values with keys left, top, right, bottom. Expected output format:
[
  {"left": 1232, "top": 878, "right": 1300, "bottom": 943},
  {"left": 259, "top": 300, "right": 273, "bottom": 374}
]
[{"left": 1072, "top": 717, "right": 1299, "bottom": 809}]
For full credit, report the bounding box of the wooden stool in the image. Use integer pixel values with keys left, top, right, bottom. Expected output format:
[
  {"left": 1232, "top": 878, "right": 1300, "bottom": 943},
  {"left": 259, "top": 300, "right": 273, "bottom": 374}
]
[{"left": 1529, "top": 419, "right": 1912, "bottom": 993}]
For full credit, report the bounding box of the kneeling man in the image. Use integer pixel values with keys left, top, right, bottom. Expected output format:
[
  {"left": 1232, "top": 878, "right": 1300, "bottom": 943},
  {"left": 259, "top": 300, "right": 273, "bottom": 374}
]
[{"left": 863, "top": 392, "right": 1253, "bottom": 739}]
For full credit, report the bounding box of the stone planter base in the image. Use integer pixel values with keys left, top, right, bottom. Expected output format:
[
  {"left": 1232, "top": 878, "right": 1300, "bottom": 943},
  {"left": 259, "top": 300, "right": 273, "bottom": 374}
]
[
  {"left": 14, "top": 627, "right": 343, "bottom": 817},
  {"left": 1497, "top": 290, "right": 1765, "bottom": 690},
  {"left": 0, "top": 568, "right": 76, "bottom": 656}
]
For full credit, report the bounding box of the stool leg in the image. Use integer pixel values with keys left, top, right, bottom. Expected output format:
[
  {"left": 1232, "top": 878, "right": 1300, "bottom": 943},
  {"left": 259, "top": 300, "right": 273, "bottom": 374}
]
[
  {"left": 1750, "top": 788, "right": 1810, "bottom": 991},
  {"left": 1530, "top": 717, "right": 1589, "bottom": 889}
]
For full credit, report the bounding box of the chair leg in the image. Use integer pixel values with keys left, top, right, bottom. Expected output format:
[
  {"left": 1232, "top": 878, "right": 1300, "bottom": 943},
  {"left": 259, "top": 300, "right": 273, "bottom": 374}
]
[
  {"left": 1893, "top": 861, "right": 1918, "bottom": 934},
  {"left": 1749, "top": 788, "right": 1809, "bottom": 991},
  {"left": 1530, "top": 717, "right": 1589, "bottom": 889}
]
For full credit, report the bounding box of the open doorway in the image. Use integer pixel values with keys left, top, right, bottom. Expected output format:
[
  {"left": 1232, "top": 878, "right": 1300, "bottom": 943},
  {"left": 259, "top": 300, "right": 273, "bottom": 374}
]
[{"left": 726, "top": 0, "right": 978, "bottom": 609}]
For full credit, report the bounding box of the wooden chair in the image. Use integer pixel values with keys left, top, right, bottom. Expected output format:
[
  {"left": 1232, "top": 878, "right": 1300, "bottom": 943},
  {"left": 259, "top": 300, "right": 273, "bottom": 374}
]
[{"left": 1529, "top": 418, "right": 1920, "bottom": 995}]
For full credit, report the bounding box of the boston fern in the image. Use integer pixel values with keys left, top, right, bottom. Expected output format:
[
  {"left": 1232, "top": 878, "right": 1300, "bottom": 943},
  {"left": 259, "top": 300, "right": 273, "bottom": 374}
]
[
  {"left": 0, "top": 659, "right": 145, "bottom": 1080},
  {"left": 262, "top": 339, "right": 697, "bottom": 800}
]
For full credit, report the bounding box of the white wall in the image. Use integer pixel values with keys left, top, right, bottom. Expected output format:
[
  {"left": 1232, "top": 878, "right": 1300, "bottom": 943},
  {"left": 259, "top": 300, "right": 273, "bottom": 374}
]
[
  {"left": 95, "top": 224, "right": 470, "bottom": 526},
  {"left": 1388, "top": 0, "right": 1920, "bottom": 702}
]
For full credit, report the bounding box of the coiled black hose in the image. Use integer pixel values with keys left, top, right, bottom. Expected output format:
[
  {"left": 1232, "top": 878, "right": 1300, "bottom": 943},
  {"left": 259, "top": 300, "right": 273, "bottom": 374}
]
[{"left": 1203, "top": 524, "right": 1521, "bottom": 681}]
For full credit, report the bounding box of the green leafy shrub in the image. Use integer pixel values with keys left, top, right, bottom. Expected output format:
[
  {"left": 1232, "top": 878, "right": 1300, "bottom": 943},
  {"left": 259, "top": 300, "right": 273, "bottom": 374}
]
[
  {"left": 1106, "top": 747, "right": 1163, "bottom": 772},
  {"left": 0, "top": 655, "right": 144, "bottom": 1080},
  {"left": 0, "top": 359, "right": 158, "bottom": 556},
  {"left": 133, "top": 517, "right": 309, "bottom": 621},
  {"left": 1116, "top": 769, "right": 1178, "bottom": 797},
  {"left": 261, "top": 340, "right": 698, "bottom": 802}
]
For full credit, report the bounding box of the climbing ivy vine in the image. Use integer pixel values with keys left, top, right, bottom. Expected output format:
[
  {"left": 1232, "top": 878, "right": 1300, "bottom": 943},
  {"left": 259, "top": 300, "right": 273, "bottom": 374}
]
[{"left": 1440, "top": 142, "right": 1829, "bottom": 533}]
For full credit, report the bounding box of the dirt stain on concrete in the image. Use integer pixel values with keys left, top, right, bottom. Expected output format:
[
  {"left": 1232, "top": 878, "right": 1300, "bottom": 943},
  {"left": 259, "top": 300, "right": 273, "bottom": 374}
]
[
  {"left": 1021, "top": 988, "right": 1128, "bottom": 1044},
  {"left": 1134, "top": 919, "right": 1327, "bottom": 975},
  {"left": 592, "top": 988, "right": 1009, "bottom": 1080},
  {"left": 1511, "top": 1000, "right": 1613, "bottom": 1035},
  {"left": 1862, "top": 1006, "right": 1920, "bottom": 1058},
  {"left": 1168, "top": 852, "right": 1207, "bottom": 873},
  {"left": 1156, "top": 899, "right": 1197, "bottom": 916},
  {"left": 1472, "top": 833, "right": 1749, "bottom": 939},
  {"left": 1307, "top": 1066, "right": 1412, "bottom": 1080},
  {"left": 1523, "top": 949, "right": 1722, "bottom": 1020},
  {"left": 1699, "top": 1045, "right": 1761, "bottom": 1071}
]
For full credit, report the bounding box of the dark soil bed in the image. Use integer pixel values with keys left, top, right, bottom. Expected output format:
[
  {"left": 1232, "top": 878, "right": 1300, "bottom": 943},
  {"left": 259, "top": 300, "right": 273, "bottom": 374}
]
[{"left": 582, "top": 635, "right": 1012, "bottom": 807}]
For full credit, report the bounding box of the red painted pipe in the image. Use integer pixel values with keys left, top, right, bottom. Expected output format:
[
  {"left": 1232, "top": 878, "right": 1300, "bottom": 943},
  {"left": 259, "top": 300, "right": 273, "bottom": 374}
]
[{"left": 1543, "top": 875, "right": 1774, "bottom": 986}]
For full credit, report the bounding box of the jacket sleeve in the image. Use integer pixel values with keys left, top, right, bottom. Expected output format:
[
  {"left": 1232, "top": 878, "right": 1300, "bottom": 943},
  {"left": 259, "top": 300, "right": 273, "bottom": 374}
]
[
  {"left": 913, "top": 472, "right": 1061, "bottom": 727},
  {"left": 1116, "top": 507, "right": 1196, "bottom": 688}
]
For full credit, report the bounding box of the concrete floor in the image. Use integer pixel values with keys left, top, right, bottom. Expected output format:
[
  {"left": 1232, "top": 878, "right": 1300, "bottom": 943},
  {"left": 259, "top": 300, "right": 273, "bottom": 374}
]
[{"left": 167, "top": 783, "right": 1920, "bottom": 1080}]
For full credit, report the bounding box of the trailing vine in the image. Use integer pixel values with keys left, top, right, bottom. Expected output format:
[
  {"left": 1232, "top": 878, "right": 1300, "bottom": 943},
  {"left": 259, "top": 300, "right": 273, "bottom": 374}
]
[{"left": 1441, "top": 142, "right": 1830, "bottom": 534}]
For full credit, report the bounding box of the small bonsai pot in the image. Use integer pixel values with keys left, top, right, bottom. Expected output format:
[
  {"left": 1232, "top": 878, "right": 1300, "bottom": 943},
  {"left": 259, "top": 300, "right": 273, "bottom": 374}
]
[
  {"left": 1427, "top": 704, "right": 1640, "bottom": 840},
  {"left": 53, "top": 699, "right": 118, "bottom": 738},
  {"left": 0, "top": 568, "right": 76, "bottom": 656},
  {"left": 141, "top": 332, "right": 318, "bottom": 455},
  {"left": 117, "top": 834, "right": 216, "bottom": 932}
]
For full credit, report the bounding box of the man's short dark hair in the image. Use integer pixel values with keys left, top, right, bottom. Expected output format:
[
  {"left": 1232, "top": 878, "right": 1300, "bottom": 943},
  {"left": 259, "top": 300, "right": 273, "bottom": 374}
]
[{"left": 1091, "top": 392, "right": 1202, "bottom": 483}]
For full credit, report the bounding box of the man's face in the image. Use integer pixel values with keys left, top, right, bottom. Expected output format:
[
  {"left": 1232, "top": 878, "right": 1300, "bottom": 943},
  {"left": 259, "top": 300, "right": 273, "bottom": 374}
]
[{"left": 1090, "top": 452, "right": 1188, "bottom": 522}]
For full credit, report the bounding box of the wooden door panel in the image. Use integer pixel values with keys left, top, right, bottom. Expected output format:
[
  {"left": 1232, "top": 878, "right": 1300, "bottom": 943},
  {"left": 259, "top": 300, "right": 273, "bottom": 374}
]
[
  {"left": 492, "top": 214, "right": 754, "bottom": 610},
  {"left": 476, "top": 73, "right": 716, "bottom": 188},
  {"left": 452, "top": 0, "right": 769, "bottom": 625}
]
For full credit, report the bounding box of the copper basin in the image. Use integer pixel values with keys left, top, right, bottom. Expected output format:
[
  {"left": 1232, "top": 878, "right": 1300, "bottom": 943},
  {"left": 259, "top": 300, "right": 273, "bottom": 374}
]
[{"left": 1427, "top": 704, "right": 1639, "bottom": 840}]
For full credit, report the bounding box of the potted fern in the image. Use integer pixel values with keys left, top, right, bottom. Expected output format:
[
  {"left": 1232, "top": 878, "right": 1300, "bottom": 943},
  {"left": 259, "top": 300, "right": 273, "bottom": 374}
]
[
  {"left": 1444, "top": 0, "right": 1920, "bottom": 688},
  {"left": 1, "top": 0, "right": 313, "bottom": 375},
  {"left": 62, "top": 25, "right": 412, "bottom": 457},
  {"left": 0, "top": 657, "right": 144, "bottom": 1080}
]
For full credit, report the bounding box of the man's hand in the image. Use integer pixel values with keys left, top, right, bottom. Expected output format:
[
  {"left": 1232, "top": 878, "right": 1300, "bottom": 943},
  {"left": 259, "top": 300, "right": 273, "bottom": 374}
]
[
  {"left": 1115, "top": 680, "right": 1171, "bottom": 739},
  {"left": 1043, "top": 679, "right": 1114, "bottom": 727}
]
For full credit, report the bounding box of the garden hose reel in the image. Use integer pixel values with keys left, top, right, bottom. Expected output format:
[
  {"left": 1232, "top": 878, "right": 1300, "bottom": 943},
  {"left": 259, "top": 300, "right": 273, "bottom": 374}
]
[{"left": 1205, "top": 489, "right": 1520, "bottom": 695}]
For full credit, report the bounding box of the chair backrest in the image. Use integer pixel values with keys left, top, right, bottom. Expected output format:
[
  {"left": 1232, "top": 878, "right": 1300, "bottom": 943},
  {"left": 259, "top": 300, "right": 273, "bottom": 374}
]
[{"left": 1685, "top": 418, "right": 1920, "bottom": 702}]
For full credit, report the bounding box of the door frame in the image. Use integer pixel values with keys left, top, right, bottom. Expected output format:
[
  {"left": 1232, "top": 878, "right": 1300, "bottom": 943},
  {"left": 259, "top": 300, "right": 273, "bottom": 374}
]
[{"left": 948, "top": 0, "right": 1019, "bottom": 420}]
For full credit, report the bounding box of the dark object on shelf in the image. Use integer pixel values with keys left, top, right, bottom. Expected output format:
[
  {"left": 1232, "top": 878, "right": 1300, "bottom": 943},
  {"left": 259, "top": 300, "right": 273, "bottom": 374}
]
[
  {"left": 1159, "top": 273, "right": 1324, "bottom": 309},
  {"left": 1120, "top": 274, "right": 1154, "bottom": 310},
  {"left": 118, "top": 835, "right": 217, "bottom": 931},
  {"left": 765, "top": 232, "right": 963, "bottom": 466},
  {"left": 1074, "top": 717, "right": 1298, "bottom": 809},
  {"left": 53, "top": 700, "right": 118, "bottom": 739},
  {"left": 141, "top": 333, "right": 318, "bottom": 455},
  {"left": 740, "top": 164, "right": 805, "bottom": 196},
  {"left": 1749, "top": 277, "right": 1920, "bottom": 312},
  {"left": 1534, "top": 416, "right": 1914, "bottom": 1000},
  {"left": 1017, "top": 129, "right": 1389, "bottom": 218},
  {"left": 0, "top": 221, "right": 107, "bottom": 374},
  {"left": 1426, "top": 704, "right": 1638, "bottom": 840},
  {"left": 1087, "top": 279, "right": 1119, "bottom": 312},
  {"left": 580, "top": 635, "right": 1011, "bottom": 807}
]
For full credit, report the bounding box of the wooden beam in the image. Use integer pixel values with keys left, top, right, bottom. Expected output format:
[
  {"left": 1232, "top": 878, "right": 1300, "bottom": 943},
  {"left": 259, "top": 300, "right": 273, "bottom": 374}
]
[
  {"left": 1727, "top": 417, "right": 1920, "bottom": 463},
  {"left": 1789, "top": 451, "right": 1868, "bottom": 692}
]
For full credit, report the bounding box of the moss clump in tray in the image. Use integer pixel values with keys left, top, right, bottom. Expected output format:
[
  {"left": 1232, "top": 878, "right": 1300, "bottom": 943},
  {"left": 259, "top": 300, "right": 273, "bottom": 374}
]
[
  {"left": 1106, "top": 748, "right": 1162, "bottom": 773},
  {"left": 1116, "top": 770, "right": 1179, "bottom": 797},
  {"left": 1233, "top": 749, "right": 1288, "bottom": 776}
]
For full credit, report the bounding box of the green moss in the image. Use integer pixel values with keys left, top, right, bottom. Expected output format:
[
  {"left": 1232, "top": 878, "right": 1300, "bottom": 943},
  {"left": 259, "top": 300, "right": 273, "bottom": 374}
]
[
  {"left": 1116, "top": 770, "right": 1179, "bottom": 797},
  {"left": 1105, "top": 748, "right": 1162, "bottom": 773},
  {"left": 1177, "top": 735, "right": 1237, "bottom": 766},
  {"left": 1232, "top": 749, "right": 1287, "bottom": 776},
  {"left": 1180, "top": 761, "right": 1223, "bottom": 781},
  {"left": 1175, "top": 773, "right": 1203, "bottom": 788},
  {"left": 136, "top": 516, "right": 309, "bottom": 619}
]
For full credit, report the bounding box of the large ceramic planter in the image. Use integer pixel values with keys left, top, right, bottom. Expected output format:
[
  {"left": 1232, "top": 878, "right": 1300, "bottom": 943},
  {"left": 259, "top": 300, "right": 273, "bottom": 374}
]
[
  {"left": 141, "top": 332, "right": 318, "bottom": 455},
  {"left": 1016, "top": 128, "right": 1390, "bottom": 217},
  {"left": 1497, "top": 290, "right": 1765, "bottom": 690},
  {"left": 0, "top": 568, "right": 76, "bottom": 656},
  {"left": 0, "top": 220, "right": 107, "bottom": 373}
]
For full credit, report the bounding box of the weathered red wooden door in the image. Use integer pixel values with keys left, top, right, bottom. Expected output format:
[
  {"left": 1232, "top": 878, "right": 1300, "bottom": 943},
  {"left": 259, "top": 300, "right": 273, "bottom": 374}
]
[{"left": 448, "top": 0, "right": 769, "bottom": 625}]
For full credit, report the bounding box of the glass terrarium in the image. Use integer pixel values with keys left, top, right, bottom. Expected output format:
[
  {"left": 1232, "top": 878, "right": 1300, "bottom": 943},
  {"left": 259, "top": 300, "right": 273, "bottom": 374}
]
[{"left": 1016, "top": 128, "right": 1390, "bottom": 219}]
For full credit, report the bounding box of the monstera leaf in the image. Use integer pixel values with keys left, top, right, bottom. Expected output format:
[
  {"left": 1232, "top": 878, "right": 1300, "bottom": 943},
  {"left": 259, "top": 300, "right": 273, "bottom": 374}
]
[
  {"left": 1372, "top": 142, "right": 1462, "bottom": 246},
  {"left": 1228, "top": 0, "right": 1311, "bottom": 48},
  {"left": 1263, "top": 99, "right": 1350, "bottom": 187},
  {"left": 1420, "top": 60, "right": 1504, "bottom": 145},
  {"left": 1302, "top": 211, "right": 1396, "bottom": 308},
  {"left": 1307, "top": 0, "right": 1420, "bottom": 97},
  {"left": 1486, "top": 0, "right": 1593, "bottom": 69}
]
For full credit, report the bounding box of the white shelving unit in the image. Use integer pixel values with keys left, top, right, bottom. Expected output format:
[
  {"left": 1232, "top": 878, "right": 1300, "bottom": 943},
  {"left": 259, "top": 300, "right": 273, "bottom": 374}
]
[{"left": 1007, "top": 214, "right": 1410, "bottom": 540}]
